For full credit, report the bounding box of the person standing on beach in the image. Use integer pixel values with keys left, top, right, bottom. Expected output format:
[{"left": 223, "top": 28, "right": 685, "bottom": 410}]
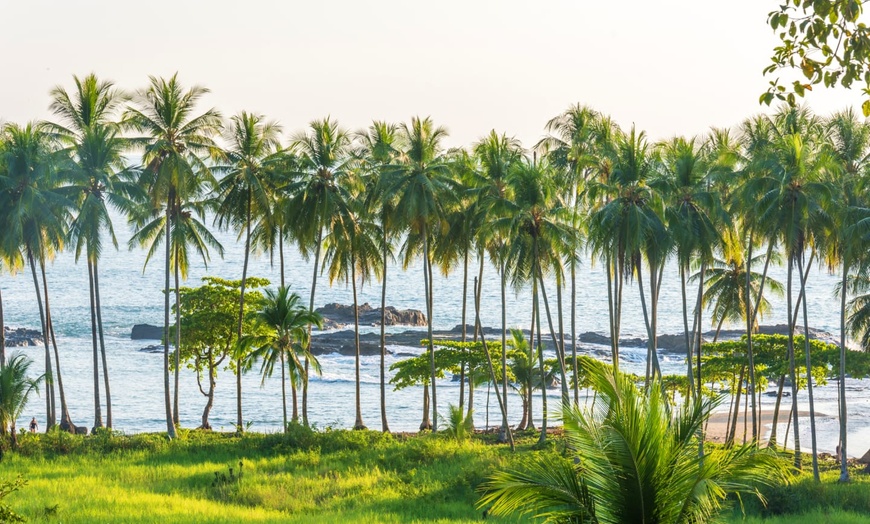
[{"left": 29, "top": 417, "right": 38, "bottom": 433}]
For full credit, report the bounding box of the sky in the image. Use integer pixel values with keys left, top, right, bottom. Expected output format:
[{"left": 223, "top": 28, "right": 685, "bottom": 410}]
[{"left": 0, "top": 0, "right": 863, "bottom": 149}]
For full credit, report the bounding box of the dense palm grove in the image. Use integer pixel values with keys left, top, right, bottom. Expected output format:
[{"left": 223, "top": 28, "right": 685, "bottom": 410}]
[{"left": 2, "top": 73, "right": 870, "bottom": 485}]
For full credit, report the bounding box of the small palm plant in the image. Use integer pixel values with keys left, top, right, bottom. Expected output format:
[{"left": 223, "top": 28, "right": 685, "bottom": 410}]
[
  {"left": 0, "top": 353, "right": 43, "bottom": 449},
  {"left": 479, "top": 359, "right": 790, "bottom": 524},
  {"left": 440, "top": 404, "right": 474, "bottom": 442}
]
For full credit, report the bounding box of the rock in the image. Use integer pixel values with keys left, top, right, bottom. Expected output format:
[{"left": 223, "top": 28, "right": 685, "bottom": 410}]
[
  {"left": 859, "top": 448, "right": 870, "bottom": 465},
  {"left": 3, "top": 326, "right": 43, "bottom": 347},
  {"left": 74, "top": 426, "right": 88, "bottom": 435},
  {"left": 314, "top": 303, "right": 427, "bottom": 329},
  {"left": 131, "top": 324, "right": 165, "bottom": 340},
  {"left": 139, "top": 344, "right": 164, "bottom": 354}
]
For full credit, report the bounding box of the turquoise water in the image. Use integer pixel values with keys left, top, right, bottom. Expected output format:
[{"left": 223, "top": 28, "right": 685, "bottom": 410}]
[{"left": 2, "top": 209, "right": 868, "bottom": 456}]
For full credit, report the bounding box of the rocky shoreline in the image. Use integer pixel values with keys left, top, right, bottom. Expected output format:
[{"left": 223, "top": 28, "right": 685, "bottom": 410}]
[{"left": 3, "top": 326, "right": 43, "bottom": 347}]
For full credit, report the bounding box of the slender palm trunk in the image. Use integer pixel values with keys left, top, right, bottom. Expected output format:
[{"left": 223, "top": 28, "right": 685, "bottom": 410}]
[
  {"left": 29, "top": 248, "right": 54, "bottom": 427},
  {"left": 693, "top": 263, "right": 706, "bottom": 399},
  {"left": 499, "top": 255, "right": 508, "bottom": 441},
  {"left": 798, "top": 254, "right": 820, "bottom": 481},
  {"left": 0, "top": 280, "right": 5, "bottom": 369},
  {"left": 352, "top": 256, "right": 366, "bottom": 430},
  {"left": 681, "top": 265, "right": 694, "bottom": 397},
  {"left": 605, "top": 254, "right": 618, "bottom": 369},
  {"left": 459, "top": 249, "right": 468, "bottom": 413},
  {"left": 537, "top": 268, "right": 569, "bottom": 405},
  {"left": 304, "top": 227, "right": 323, "bottom": 427},
  {"left": 163, "top": 203, "right": 176, "bottom": 438},
  {"left": 786, "top": 259, "right": 801, "bottom": 468},
  {"left": 570, "top": 259, "right": 578, "bottom": 406},
  {"left": 637, "top": 260, "right": 661, "bottom": 384},
  {"left": 747, "top": 241, "right": 775, "bottom": 440},
  {"left": 839, "top": 256, "right": 850, "bottom": 482},
  {"left": 173, "top": 245, "right": 181, "bottom": 426},
  {"left": 87, "top": 259, "right": 102, "bottom": 430},
  {"left": 727, "top": 365, "right": 746, "bottom": 446},
  {"left": 42, "top": 258, "right": 73, "bottom": 431},
  {"left": 525, "top": 284, "right": 537, "bottom": 431},
  {"left": 380, "top": 224, "right": 390, "bottom": 433},
  {"left": 473, "top": 277, "right": 514, "bottom": 450},
  {"left": 94, "top": 261, "right": 112, "bottom": 428},
  {"left": 423, "top": 225, "right": 437, "bottom": 432},
  {"left": 535, "top": 282, "right": 548, "bottom": 445},
  {"left": 291, "top": 371, "right": 299, "bottom": 422},
  {"left": 236, "top": 193, "right": 253, "bottom": 432},
  {"left": 769, "top": 375, "right": 786, "bottom": 447}
]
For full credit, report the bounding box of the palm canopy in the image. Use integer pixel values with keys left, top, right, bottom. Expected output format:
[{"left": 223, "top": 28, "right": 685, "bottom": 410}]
[{"left": 479, "top": 359, "right": 790, "bottom": 524}]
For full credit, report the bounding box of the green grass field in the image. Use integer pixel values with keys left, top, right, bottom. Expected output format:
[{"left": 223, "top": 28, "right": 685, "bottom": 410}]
[{"left": 2, "top": 427, "right": 869, "bottom": 523}]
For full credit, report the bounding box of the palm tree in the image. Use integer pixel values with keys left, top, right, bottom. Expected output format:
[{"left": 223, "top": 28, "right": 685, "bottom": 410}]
[
  {"left": 826, "top": 107, "right": 870, "bottom": 482},
  {"left": 0, "top": 122, "right": 73, "bottom": 431},
  {"left": 214, "top": 111, "right": 282, "bottom": 432},
  {"left": 355, "top": 121, "right": 401, "bottom": 432},
  {"left": 250, "top": 286, "right": 323, "bottom": 431},
  {"left": 742, "top": 106, "right": 832, "bottom": 477},
  {"left": 125, "top": 74, "right": 222, "bottom": 438},
  {"left": 323, "top": 196, "right": 382, "bottom": 430},
  {"left": 383, "top": 116, "right": 455, "bottom": 431},
  {"left": 47, "top": 73, "right": 138, "bottom": 431},
  {"left": 285, "top": 117, "right": 354, "bottom": 427},
  {"left": 479, "top": 359, "right": 790, "bottom": 524},
  {"left": 538, "top": 104, "right": 600, "bottom": 405},
  {"left": 0, "top": 353, "right": 43, "bottom": 449}
]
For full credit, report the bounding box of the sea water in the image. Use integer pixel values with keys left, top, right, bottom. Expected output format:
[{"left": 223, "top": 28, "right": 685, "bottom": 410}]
[{"left": 2, "top": 210, "right": 868, "bottom": 456}]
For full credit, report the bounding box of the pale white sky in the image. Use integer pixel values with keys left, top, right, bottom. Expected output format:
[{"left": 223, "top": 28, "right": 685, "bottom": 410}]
[{"left": 1, "top": 0, "right": 862, "bottom": 148}]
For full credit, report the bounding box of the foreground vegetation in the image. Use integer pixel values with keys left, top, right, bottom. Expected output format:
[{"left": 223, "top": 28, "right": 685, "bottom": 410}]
[{"left": 0, "top": 427, "right": 868, "bottom": 523}]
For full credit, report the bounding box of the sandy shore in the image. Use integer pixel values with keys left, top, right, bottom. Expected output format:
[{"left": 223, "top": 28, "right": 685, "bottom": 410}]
[{"left": 704, "top": 409, "right": 818, "bottom": 445}]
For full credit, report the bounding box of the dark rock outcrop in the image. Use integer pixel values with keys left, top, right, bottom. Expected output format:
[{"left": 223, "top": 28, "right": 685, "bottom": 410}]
[
  {"left": 315, "top": 303, "right": 426, "bottom": 328},
  {"left": 4, "top": 327, "right": 42, "bottom": 347},
  {"left": 131, "top": 324, "right": 165, "bottom": 340}
]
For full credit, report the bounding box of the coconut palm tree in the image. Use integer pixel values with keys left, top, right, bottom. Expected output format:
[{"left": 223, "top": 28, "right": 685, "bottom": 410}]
[
  {"left": 355, "top": 121, "right": 401, "bottom": 433},
  {"left": 213, "top": 111, "right": 282, "bottom": 432},
  {"left": 0, "top": 122, "right": 73, "bottom": 431},
  {"left": 47, "top": 73, "right": 139, "bottom": 431},
  {"left": 742, "top": 106, "right": 832, "bottom": 477},
  {"left": 249, "top": 286, "right": 323, "bottom": 431},
  {"left": 826, "top": 107, "right": 870, "bottom": 482},
  {"left": 0, "top": 353, "right": 43, "bottom": 449},
  {"left": 383, "top": 116, "right": 455, "bottom": 431},
  {"left": 479, "top": 359, "right": 790, "bottom": 524},
  {"left": 285, "top": 117, "right": 354, "bottom": 427},
  {"left": 124, "top": 75, "right": 222, "bottom": 438},
  {"left": 322, "top": 196, "right": 382, "bottom": 430}
]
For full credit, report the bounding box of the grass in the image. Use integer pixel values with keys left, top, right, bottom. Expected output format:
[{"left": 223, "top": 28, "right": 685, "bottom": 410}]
[
  {"left": 3, "top": 427, "right": 870, "bottom": 523},
  {"left": 0, "top": 426, "right": 540, "bottom": 523}
]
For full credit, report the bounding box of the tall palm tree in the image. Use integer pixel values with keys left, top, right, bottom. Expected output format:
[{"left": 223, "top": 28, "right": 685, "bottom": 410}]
[
  {"left": 479, "top": 359, "right": 789, "bottom": 524},
  {"left": 825, "top": 107, "right": 870, "bottom": 482},
  {"left": 0, "top": 122, "right": 73, "bottom": 431},
  {"left": 323, "top": 196, "right": 382, "bottom": 430},
  {"left": 124, "top": 74, "right": 222, "bottom": 438},
  {"left": 742, "top": 106, "right": 832, "bottom": 477},
  {"left": 250, "top": 286, "right": 323, "bottom": 431},
  {"left": 356, "top": 121, "right": 401, "bottom": 433},
  {"left": 384, "top": 116, "right": 455, "bottom": 431},
  {"left": 47, "top": 73, "right": 138, "bottom": 431},
  {"left": 0, "top": 353, "right": 43, "bottom": 449},
  {"left": 285, "top": 117, "right": 353, "bottom": 427},
  {"left": 214, "top": 111, "right": 282, "bottom": 432}
]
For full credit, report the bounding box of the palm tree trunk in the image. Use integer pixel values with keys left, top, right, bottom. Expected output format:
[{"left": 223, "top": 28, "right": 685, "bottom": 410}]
[
  {"left": 163, "top": 203, "right": 176, "bottom": 439},
  {"left": 94, "top": 260, "right": 112, "bottom": 429},
  {"left": 459, "top": 249, "right": 468, "bottom": 413},
  {"left": 786, "top": 259, "right": 801, "bottom": 469},
  {"left": 637, "top": 260, "right": 661, "bottom": 384},
  {"left": 173, "top": 244, "right": 181, "bottom": 426},
  {"left": 571, "top": 258, "right": 578, "bottom": 406},
  {"left": 42, "top": 258, "right": 73, "bottom": 432},
  {"left": 681, "top": 265, "right": 694, "bottom": 397},
  {"left": 87, "top": 259, "right": 102, "bottom": 431},
  {"left": 291, "top": 372, "right": 299, "bottom": 423},
  {"left": 499, "top": 255, "right": 508, "bottom": 441},
  {"left": 236, "top": 192, "right": 253, "bottom": 432},
  {"left": 473, "top": 277, "right": 514, "bottom": 451},
  {"left": 28, "top": 248, "right": 54, "bottom": 428},
  {"left": 694, "top": 263, "right": 706, "bottom": 400},
  {"left": 352, "top": 256, "right": 365, "bottom": 430},
  {"left": 525, "top": 282, "right": 537, "bottom": 432},
  {"left": 798, "top": 254, "right": 820, "bottom": 481},
  {"left": 279, "top": 229, "right": 285, "bottom": 288},
  {"left": 839, "top": 256, "right": 850, "bottom": 482},
  {"left": 0, "top": 279, "right": 5, "bottom": 369},
  {"left": 747, "top": 241, "right": 775, "bottom": 440},
  {"left": 768, "top": 375, "right": 786, "bottom": 447},
  {"left": 535, "top": 281, "right": 548, "bottom": 445},
  {"left": 537, "top": 269, "right": 569, "bottom": 405},
  {"left": 380, "top": 222, "right": 390, "bottom": 433},
  {"left": 280, "top": 350, "right": 287, "bottom": 432},
  {"left": 423, "top": 224, "right": 437, "bottom": 432},
  {"left": 556, "top": 273, "right": 565, "bottom": 390},
  {"left": 605, "top": 254, "right": 618, "bottom": 369},
  {"left": 304, "top": 227, "right": 323, "bottom": 427},
  {"left": 727, "top": 365, "right": 745, "bottom": 446}
]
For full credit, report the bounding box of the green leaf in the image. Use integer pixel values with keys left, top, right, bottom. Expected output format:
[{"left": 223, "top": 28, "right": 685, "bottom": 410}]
[{"left": 862, "top": 99, "right": 870, "bottom": 117}]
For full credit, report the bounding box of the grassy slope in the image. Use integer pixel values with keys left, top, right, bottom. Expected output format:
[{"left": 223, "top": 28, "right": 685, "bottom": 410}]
[{"left": 1, "top": 427, "right": 530, "bottom": 523}]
